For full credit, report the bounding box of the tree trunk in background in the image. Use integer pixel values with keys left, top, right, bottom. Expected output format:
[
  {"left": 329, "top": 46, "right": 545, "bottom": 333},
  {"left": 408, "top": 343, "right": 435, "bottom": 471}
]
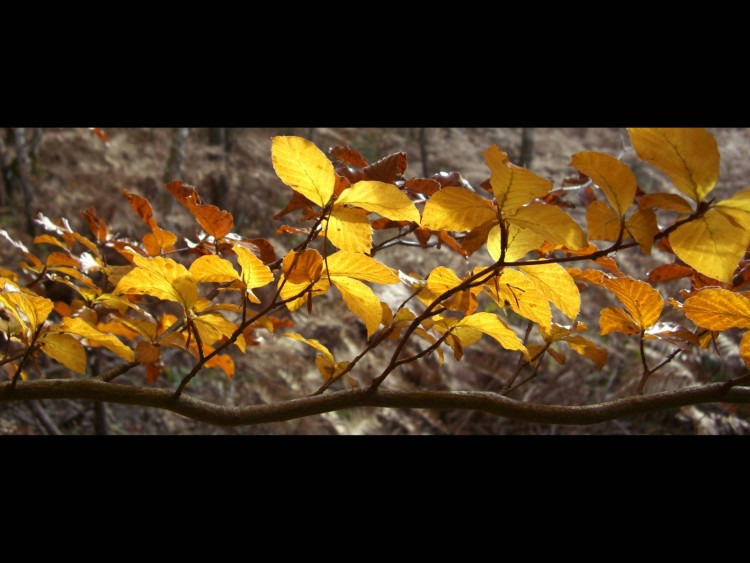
[
  {"left": 208, "top": 128, "right": 224, "bottom": 146},
  {"left": 419, "top": 128, "right": 429, "bottom": 177},
  {"left": 0, "top": 134, "right": 11, "bottom": 207},
  {"left": 14, "top": 128, "right": 36, "bottom": 236},
  {"left": 224, "top": 128, "right": 235, "bottom": 154},
  {"left": 161, "top": 127, "right": 190, "bottom": 217},
  {"left": 30, "top": 128, "right": 43, "bottom": 167},
  {"left": 519, "top": 127, "right": 535, "bottom": 167}
]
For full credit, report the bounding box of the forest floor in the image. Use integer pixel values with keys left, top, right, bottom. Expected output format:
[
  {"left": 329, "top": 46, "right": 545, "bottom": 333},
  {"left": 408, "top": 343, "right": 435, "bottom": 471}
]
[{"left": 1, "top": 127, "right": 750, "bottom": 435}]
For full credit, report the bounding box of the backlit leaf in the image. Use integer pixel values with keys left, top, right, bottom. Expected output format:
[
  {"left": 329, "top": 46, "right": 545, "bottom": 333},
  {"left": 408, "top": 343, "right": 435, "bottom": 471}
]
[
  {"left": 331, "top": 276, "right": 382, "bottom": 338},
  {"left": 115, "top": 253, "right": 198, "bottom": 310},
  {"left": 604, "top": 276, "right": 663, "bottom": 329},
  {"left": 325, "top": 207, "right": 372, "bottom": 253},
  {"left": 424, "top": 266, "right": 478, "bottom": 313},
  {"left": 570, "top": 152, "right": 636, "bottom": 217},
  {"left": 166, "top": 181, "right": 234, "bottom": 239},
  {"left": 518, "top": 262, "right": 581, "bottom": 319},
  {"left": 324, "top": 251, "right": 399, "bottom": 284},
  {"left": 488, "top": 224, "right": 545, "bottom": 262},
  {"left": 648, "top": 264, "right": 694, "bottom": 283},
  {"left": 455, "top": 312, "right": 527, "bottom": 355},
  {"left": 0, "top": 290, "right": 54, "bottom": 334},
  {"left": 54, "top": 317, "right": 134, "bottom": 362},
  {"left": 628, "top": 128, "right": 719, "bottom": 202},
  {"left": 483, "top": 145, "right": 551, "bottom": 213},
  {"left": 336, "top": 181, "right": 420, "bottom": 223},
  {"left": 683, "top": 288, "right": 750, "bottom": 331},
  {"left": 715, "top": 189, "right": 750, "bottom": 224},
  {"left": 420, "top": 187, "right": 497, "bottom": 232},
  {"left": 282, "top": 249, "right": 323, "bottom": 284},
  {"left": 362, "top": 152, "right": 407, "bottom": 183},
  {"left": 40, "top": 332, "right": 87, "bottom": 374},
  {"left": 561, "top": 335, "right": 608, "bottom": 370},
  {"left": 625, "top": 208, "right": 658, "bottom": 255},
  {"left": 638, "top": 193, "right": 694, "bottom": 213},
  {"left": 599, "top": 306, "right": 640, "bottom": 335},
  {"left": 235, "top": 245, "right": 275, "bottom": 291},
  {"left": 509, "top": 203, "right": 587, "bottom": 250},
  {"left": 488, "top": 268, "right": 552, "bottom": 331},
  {"left": 272, "top": 136, "right": 335, "bottom": 207},
  {"left": 190, "top": 255, "right": 240, "bottom": 284},
  {"left": 331, "top": 145, "right": 368, "bottom": 167},
  {"left": 135, "top": 341, "right": 161, "bottom": 364},
  {"left": 285, "top": 332, "right": 335, "bottom": 363},
  {"left": 586, "top": 200, "right": 621, "bottom": 241},
  {"left": 192, "top": 313, "right": 245, "bottom": 352},
  {"left": 669, "top": 209, "right": 750, "bottom": 283}
]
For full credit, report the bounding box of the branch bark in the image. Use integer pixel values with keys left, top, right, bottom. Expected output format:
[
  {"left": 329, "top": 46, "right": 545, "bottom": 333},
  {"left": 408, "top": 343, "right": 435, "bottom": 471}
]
[{"left": 2, "top": 378, "right": 749, "bottom": 428}]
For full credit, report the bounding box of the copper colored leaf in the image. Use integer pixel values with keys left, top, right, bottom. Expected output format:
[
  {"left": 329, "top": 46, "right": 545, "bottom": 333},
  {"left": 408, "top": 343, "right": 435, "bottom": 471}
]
[
  {"left": 462, "top": 221, "right": 496, "bottom": 257},
  {"left": 124, "top": 190, "right": 158, "bottom": 228},
  {"left": 81, "top": 207, "right": 109, "bottom": 243},
  {"left": 145, "top": 363, "right": 162, "bottom": 384},
  {"left": 165, "top": 180, "right": 234, "bottom": 239},
  {"left": 276, "top": 225, "right": 311, "bottom": 236},
  {"left": 135, "top": 341, "right": 161, "bottom": 364},
  {"left": 648, "top": 264, "right": 694, "bottom": 283},
  {"left": 404, "top": 178, "right": 440, "bottom": 197},
  {"left": 273, "top": 191, "right": 317, "bottom": 221},
  {"left": 561, "top": 335, "right": 608, "bottom": 370},
  {"left": 330, "top": 145, "right": 369, "bottom": 167},
  {"left": 88, "top": 128, "right": 109, "bottom": 145},
  {"left": 362, "top": 152, "right": 407, "bottom": 183}
]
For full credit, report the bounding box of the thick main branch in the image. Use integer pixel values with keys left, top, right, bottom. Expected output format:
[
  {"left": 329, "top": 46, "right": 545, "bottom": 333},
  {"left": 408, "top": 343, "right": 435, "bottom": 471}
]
[{"left": 2, "top": 379, "right": 749, "bottom": 428}]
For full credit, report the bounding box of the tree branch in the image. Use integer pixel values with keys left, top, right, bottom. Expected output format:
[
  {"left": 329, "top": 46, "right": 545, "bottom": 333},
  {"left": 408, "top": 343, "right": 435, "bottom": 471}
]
[{"left": 2, "top": 378, "right": 749, "bottom": 428}]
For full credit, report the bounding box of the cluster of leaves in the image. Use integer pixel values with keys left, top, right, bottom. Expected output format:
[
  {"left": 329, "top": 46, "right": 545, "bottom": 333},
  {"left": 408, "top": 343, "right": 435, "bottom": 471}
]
[{"left": 1, "top": 129, "right": 749, "bottom": 414}]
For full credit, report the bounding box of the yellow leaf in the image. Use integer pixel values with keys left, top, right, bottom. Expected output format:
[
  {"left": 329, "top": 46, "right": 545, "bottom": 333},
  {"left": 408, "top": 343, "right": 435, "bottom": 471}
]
[
  {"left": 54, "top": 317, "right": 135, "bottom": 362},
  {"left": 336, "top": 181, "right": 420, "bottom": 223},
  {"left": 566, "top": 268, "right": 607, "bottom": 287},
  {"left": 455, "top": 312, "right": 527, "bottom": 356},
  {"left": 683, "top": 288, "right": 750, "bottom": 331},
  {"left": 487, "top": 223, "right": 545, "bottom": 262},
  {"left": 715, "top": 189, "right": 750, "bottom": 224},
  {"left": 324, "top": 207, "right": 372, "bottom": 254},
  {"left": 508, "top": 203, "right": 587, "bottom": 250},
  {"left": 561, "top": 335, "right": 608, "bottom": 370},
  {"left": 190, "top": 255, "right": 240, "bottom": 283},
  {"left": 39, "top": 332, "right": 87, "bottom": 374},
  {"left": 0, "top": 291, "right": 53, "bottom": 334},
  {"left": 586, "top": 200, "right": 621, "bottom": 241},
  {"left": 285, "top": 332, "right": 335, "bottom": 363},
  {"left": 235, "top": 245, "right": 274, "bottom": 290},
  {"left": 570, "top": 152, "right": 636, "bottom": 217},
  {"left": 627, "top": 128, "right": 719, "bottom": 202},
  {"left": 669, "top": 209, "right": 750, "bottom": 284},
  {"left": 483, "top": 145, "right": 552, "bottom": 213},
  {"left": 638, "top": 193, "right": 694, "bottom": 213},
  {"left": 115, "top": 254, "right": 198, "bottom": 310},
  {"left": 324, "top": 251, "right": 399, "bottom": 284},
  {"left": 423, "top": 266, "right": 478, "bottom": 313},
  {"left": 518, "top": 262, "right": 581, "bottom": 319},
  {"left": 331, "top": 276, "right": 382, "bottom": 338},
  {"left": 192, "top": 313, "right": 245, "bottom": 352},
  {"left": 625, "top": 208, "right": 659, "bottom": 255},
  {"left": 96, "top": 320, "right": 142, "bottom": 341},
  {"left": 279, "top": 278, "right": 330, "bottom": 313},
  {"left": 599, "top": 307, "right": 640, "bottom": 335},
  {"left": 487, "top": 268, "right": 552, "bottom": 331},
  {"left": 741, "top": 331, "right": 750, "bottom": 369},
  {"left": 282, "top": 249, "right": 323, "bottom": 284},
  {"left": 604, "top": 277, "right": 663, "bottom": 329},
  {"left": 420, "top": 187, "right": 497, "bottom": 232},
  {"left": 92, "top": 294, "right": 139, "bottom": 315},
  {"left": 271, "top": 136, "right": 335, "bottom": 207}
]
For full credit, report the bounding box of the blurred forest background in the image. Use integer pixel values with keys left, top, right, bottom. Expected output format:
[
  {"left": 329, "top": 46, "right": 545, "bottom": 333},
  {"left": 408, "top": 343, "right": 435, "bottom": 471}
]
[{"left": 1, "top": 127, "right": 749, "bottom": 435}]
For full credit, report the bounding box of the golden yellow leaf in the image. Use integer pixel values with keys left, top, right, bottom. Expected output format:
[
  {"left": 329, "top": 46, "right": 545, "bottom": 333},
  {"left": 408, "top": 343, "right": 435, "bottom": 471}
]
[
  {"left": 282, "top": 249, "right": 323, "bottom": 284},
  {"left": 482, "top": 145, "right": 552, "bottom": 213},
  {"left": 336, "top": 180, "right": 420, "bottom": 223},
  {"left": 190, "top": 255, "right": 240, "bottom": 283},
  {"left": 271, "top": 136, "right": 335, "bottom": 207},
  {"left": 54, "top": 317, "right": 135, "bottom": 362},
  {"left": 570, "top": 152, "right": 636, "bottom": 217},
  {"left": 627, "top": 128, "right": 719, "bottom": 202},
  {"left": 115, "top": 254, "right": 198, "bottom": 310},
  {"left": 669, "top": 209, "right": 750, "bottom": 284},
  {"left": 285, "top": 332, "right": 335, "bottom": 363},
  {"left": 740, "top": 331, "right": 750, "bottom": 369},
  {"left": 39, "top": 332, "right": 87, "bottom": 374},
  {"left": 0, "top": 291, "right": 53, "bottom": 335},
  {"left": 324, "top": 207, "right": 372, "bottom": 254},
  {"left": 135, "top": 341, "right": 161, "bottom": 364},
  {"left": 235, "top": 245, "right": 274, "bottom": 290},
  {"left": 715, "top": 189, "right": 750, "bottom": 224},
  {"left": 324, "top": 251, "right": 399, "bottom": 284},
  {"left": 625, "top": 208, "right": 658, "bottom": 255},
  {"left": 423, "top": 266, "right": 479, "bottom": 313},
  {"left": 604, "top": 276, "right": 663, "bottom": 329},
  {"left": 509, "top": 203, "right": 587, "bottom": 250},
  {"left": 566, "top": 268, "right": 607, "bottom": 287},
  {"left": 683, "top": 288, "right": 750, "bottom": 331},
  {"left": 638, "top": 193, "right": 694, "bottom": 213},
  {"left": 279, "top": 278, "right": 330, "bottom": 313},
  {"left": 96, "top": 320, "right": 141, "bottom": 341},
  {"left": 455, "top": 312, "right": 528, "bottom": 356},
  {"left": 599, "top": 306, "right": 640, "bottom": 335},
  {"left": 487, "top": 223, "right": 545, "bottom": 262},
  {"left": 518, "top": 262, "right": 581, "bottom": 319},
  {"left": 586, "top": 200, "right": 621, "bottom": 241},
  {"left": 92, "top": 294, "right": 138, "bottom": 315},
  {"left": 561, "top": 335, "right": 608, "bottom": 370},
  {"left": 192, "top": 313, "right": 245, "bottom": 352},
  {"left": 420, "top": 187, "right": 497, "bottom": 232},
  {"left": 488, "top": 268, "right": 552, "bottom": 331},
  {"left": 331, "top": 276, "right": 382, "bottom": 338}
]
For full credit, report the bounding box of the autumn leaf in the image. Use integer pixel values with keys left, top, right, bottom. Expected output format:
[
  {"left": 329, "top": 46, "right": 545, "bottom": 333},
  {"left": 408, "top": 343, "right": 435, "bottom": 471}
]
[
  {"left": 190, "top": 255, "right": 241, "bottom": 284},
  {"left": 628, "top": 128, "right": 719, "bottom": 202},
  {"left": 0, "top": 285, "right": 54, "bottom": 335},
  {"left": 604, "top": 277, "right": 664, "bottom": 329},
  {"left": 331, "top": 276, "right": 382, "bottom": 338},
  {"left": 324, "top": 207, "right": 372, "bottom": 253},
  {"left": 518, "top": 262, "right": 580, "bottom": 319},
  {"left": 570, "top": 152, "right": 636, "bottom": 217},
  {"left": 335, "top": 181, "right": 420, "bottom": 223},
  {"left": 561, "top": 335, "right": 608, "bottom": 370},
  {"left": 235, "top": 245, "right": 274, "bottom": 298},
  {"left": 487, "top": 224, "right": 545, "bottom": 263},
  {"left": 741, "top": 331, "right": 750, "bottom": 369},
  {"left": 285, "top": 332, "right": 335, "bottom": 367},
  {"left": 192, "top": 313, "right": 245, "bottom": 352},
  {"left": 420, "top": 187, "right": 497, "bottom": 232},
  {"left": 648, "top": 264, "right": 694, "bottom": 283},
  {"left": 135, "top": 341, "right": 161, "bottom": 364},
  {"left": 625, "top": 208, "right": 658, "bottom": 255},
  {"left": 54, "top": 317, "right": 134, "bottom": 362},
  {"left": 638, "top": 193, "right": 693, "bottom": 214},
  {"left": 455, "top": 312, "right": 528, "bottom": 356},
  {"left": 586, "top": 200, "right": 621, "bottom": 242},
  {"left": 115, "top": 253, "right": 198, "bottom": 311},
  {"left": 509, "top": 203, "right": 587, "bottom": 250},
  {"left": 39, "top": 332, "right": 87, "bottom": 374},
  {"left": 668, "top": 209, "right": 750, "bottom": 284},
  {"left": 599, "top": 307, "right": 640, "bottom": 335},
  {"left": 483, "top": 145, "right": 551, "bottom": 213},
  {"left": 324, "top": 251, "right": 399, "bottom": 284},
  {"left": 715, "top": 189, "right": 750, "bottom": 224},
  {"left": 165, "top": 181, "right": 234, "bottom": 239},
  {"left": 683, "top": 288, "right": 750, "bottom": 331},
  {"left": 282, "top": 249, "right": 323, "bottom": 285},
  {"left": 423, "top": 266, "right": 479, "bottom": 313},
  {"left": 362, "top": 152, "right": 407, "bottom": 183},
  {"left": 272, "top": 136, "right": 335, "bottom": 207},
  {"left": 331, "top": 145, "right": 369, "bottom": 167},
  {"left": 488, "top": 268, "right": 552, "bottom": 332}
]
